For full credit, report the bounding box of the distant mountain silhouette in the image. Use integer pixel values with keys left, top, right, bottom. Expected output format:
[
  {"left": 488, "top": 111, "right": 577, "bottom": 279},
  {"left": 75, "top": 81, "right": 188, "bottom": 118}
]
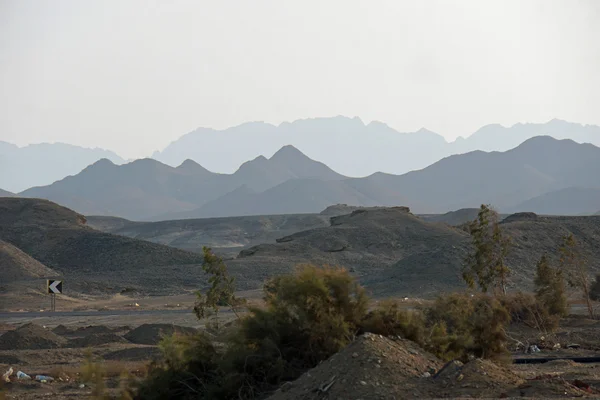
[
  {"left": 506, "top": 187, "right": 600, "bottom": 216},
  {"left": 22, "top": 145, "right": 345, "bottom": 220},
  {"left": 0, "top": 141, "right": 125, "bottom": 193},
  {"left": 450, "top": 119, "right": 600, "bottom": 154},
  {"left": 153, "top": 117, "right": 600, "bottom": 178},
  {"left": 0, "top": 188, "right": 14, "bottom": 197},
  {"left": 372, "top": 136, "right": 600, "bottom": 213},
  {"left": 19, "top": 137, "right": 600, "bottom": 219}
]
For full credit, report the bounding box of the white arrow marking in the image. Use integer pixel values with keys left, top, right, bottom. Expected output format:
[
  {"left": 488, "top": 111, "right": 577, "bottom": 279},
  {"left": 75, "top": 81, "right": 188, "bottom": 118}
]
[{"left": 49, "top": 281, "right": 62, "bottom": 294}]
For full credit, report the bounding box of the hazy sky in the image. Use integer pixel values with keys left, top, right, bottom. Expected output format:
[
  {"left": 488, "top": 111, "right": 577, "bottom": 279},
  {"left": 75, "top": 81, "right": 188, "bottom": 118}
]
[{"left": 1, "top": 0, "right": 599, "bottom": 159}]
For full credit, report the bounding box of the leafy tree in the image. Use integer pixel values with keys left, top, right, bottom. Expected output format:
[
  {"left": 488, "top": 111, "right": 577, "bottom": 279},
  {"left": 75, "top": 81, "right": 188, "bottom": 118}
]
[
  {"left": 559, "top": 234, "right": 593, "bottom": 318},
  {"left": 462, "top": 204, "right": 511, "bottom": 295},
  {"left": 534, "top": 254, "right": 568, "bottom": 317},
  {"left": 194, "top": 246, "right": 246, "bottom": 331}
]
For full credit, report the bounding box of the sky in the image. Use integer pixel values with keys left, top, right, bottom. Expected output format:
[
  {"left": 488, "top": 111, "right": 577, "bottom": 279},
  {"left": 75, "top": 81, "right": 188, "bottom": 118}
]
[{"left": 1, "top": 0, "right": 599, "bottom": 159}]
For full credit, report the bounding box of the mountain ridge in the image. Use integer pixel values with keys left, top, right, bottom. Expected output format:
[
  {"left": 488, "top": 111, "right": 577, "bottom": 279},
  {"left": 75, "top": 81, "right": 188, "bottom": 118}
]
[{"left": 18, "top": 136, "right": 600, "bottom": 220}]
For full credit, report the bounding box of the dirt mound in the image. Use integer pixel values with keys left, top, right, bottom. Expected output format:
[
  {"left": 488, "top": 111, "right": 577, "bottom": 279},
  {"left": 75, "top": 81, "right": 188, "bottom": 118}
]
[
  {"left": 0, "top": 239, "right": 58, "bottom": 283},
  {"left": 268, "top": 333, "right": 442, "bottom": 400},
  {"left": 0, "top": 354, "right": 22, "bottom": 365},
  {"left": 67, "top": 333, "right": 129, "bottom": 348},
  {"left": 433, "top": 358, "right": 524, "bottom": 398},
  {"left": 75, "top": 325, "right": 114, "bottom": 335},
  {"left": 124, "top": 324, "right": 198, "bottom": 345},
  {"left": 543, "top": 359, "right": 579, "bottom": 367},
  {"left": 0, "top": 323, "right": 67, "bottom": 350},
  {"left": 103, "top": 347, "right": 162, "bottom": 362},
  {"left": 52, "top": 325, "right": 75, "bottom": 335}
]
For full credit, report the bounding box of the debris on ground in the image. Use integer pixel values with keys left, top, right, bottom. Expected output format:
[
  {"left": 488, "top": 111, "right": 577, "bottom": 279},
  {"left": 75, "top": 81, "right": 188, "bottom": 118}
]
[
  {"left": 3, "top": 367, "right": 12, "bottom": 382},
  {"left": 124, "top": 324, "right": 198, "bottom": 345},
  {"left": 0, "top": 323, "right": 67, "bottom": 350},
  {"left": 16, "top": 371, "right": 31, "bottom": 380}
]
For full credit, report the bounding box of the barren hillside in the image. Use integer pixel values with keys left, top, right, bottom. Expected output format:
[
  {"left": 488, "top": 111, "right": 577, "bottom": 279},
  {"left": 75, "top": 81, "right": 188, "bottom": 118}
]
[{"left": 0, "top": 198, "right": 205, "bottom": 295}]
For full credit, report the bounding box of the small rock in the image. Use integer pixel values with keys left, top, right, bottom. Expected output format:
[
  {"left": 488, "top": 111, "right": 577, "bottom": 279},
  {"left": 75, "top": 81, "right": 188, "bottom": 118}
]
[
  {"left": 360, "top": 381, "right": 367, "bottom": 386},
  {"left": 422, "top": 372, "right": 431, "bottom": 378}
]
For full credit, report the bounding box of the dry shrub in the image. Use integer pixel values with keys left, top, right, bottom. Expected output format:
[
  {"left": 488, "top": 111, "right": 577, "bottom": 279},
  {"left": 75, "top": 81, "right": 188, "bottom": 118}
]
[
  {"left": 136, "top": 264, "right": 368, "bottom": 399},
  {"left": 589, "top": 274, "right": 600, "bottom": 302},
  {"left": 425, "top": 292, "right": 510, "bottom": 362},
  {"left": 500, "top": 292, "right": 559, "bottom": 332},
  {"left": 136, "top": 266, "right": 513, "bottom": 399},
  {"left": 359, "top": 299, "right": 425, "bottom": 345}
]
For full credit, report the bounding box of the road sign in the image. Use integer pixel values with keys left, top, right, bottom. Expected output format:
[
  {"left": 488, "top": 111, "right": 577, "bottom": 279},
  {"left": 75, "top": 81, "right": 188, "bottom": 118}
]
[{"left": 47, "top": 280, "right": 63, "bottom": 294}]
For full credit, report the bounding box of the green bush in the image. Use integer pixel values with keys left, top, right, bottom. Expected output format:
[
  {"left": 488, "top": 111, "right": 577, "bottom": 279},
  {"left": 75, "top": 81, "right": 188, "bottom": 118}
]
[
  {"left": 136, "top": 264, "right": 368, "bottom": 399},
  {"left": 136, "top": 265, "right": 514, "bottom": 399}
]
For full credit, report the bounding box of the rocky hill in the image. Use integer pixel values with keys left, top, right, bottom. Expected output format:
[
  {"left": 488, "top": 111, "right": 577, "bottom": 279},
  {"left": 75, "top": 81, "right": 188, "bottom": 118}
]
[
  {"left": 0, "top": 198, "right": 205, "bottom": 295},
  {"left": 227, "top": 208, "right": 600, "bottom": 297},
  {"left": 227, "top": 207, "right": 473, "bottom": 296},
  {"left": 0, "top": 189, "right": 13, "bottom": 197}
]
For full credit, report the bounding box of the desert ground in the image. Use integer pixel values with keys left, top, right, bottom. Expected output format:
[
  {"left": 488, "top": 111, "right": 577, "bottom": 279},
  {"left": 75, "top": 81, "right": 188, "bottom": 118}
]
[{"left": 2, "top": 292, "right": 600, "bottom": 399}]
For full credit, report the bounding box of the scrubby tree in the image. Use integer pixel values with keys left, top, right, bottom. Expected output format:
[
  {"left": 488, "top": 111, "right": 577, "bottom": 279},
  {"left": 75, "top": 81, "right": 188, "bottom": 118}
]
[
  {"left": 462, "top": 204, "right": 512, "bottom": 295},
  {"left": 534, "top": 254, "right": 568, "bottom": 317},
  {"left": 194, "top": 246, "right": 246, "bottom": 331},
  {"left": 589, "top": 274, "right": 600, "bottom": 302},
  {"left": 559, "top": 234, "right": 593, "bottom": 318}
]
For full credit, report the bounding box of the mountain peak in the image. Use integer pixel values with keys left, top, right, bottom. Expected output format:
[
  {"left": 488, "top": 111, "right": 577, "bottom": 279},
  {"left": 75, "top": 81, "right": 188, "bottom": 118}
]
[
  {"left": 270, "top": 145, "right": 307, "bottom": 161},
  {"left": 176, "top": 159, "right": 211, "bottom": 174}
]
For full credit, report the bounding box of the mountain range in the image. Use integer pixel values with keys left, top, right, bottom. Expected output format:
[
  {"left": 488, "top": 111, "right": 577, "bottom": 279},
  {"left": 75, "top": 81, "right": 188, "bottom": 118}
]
[
  {"left": 153, "top": 117, "right": 600, "bottom": 177},
  {"left": 3, "top": 117, "right": 600, "bottom": 193},
  {"left": 20, "top": 136, "right": 600, "bottom": 220},
  {"left": 0, "top": 141, "right": 125, "bottom": 193}
]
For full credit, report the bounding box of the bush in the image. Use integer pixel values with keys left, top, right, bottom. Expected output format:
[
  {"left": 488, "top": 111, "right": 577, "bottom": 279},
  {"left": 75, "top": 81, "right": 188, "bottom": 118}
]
[
  {"left": 589, "top": 274, "right": 600, "bottom": 301},
  {"left": 534, "top": 254, "right": 568, "bottom": 317},
  {"left": 424, "top": 292, "right": 510, "bottom": 362},
  {"left": 359, "top": 299, "right": 425, "bottom": 345},
  {"left": 500, "top": 292, "right": 559, "bottom": 332},
  {"left": 136, "top": 264, "right": 369, "bottom": 399}
]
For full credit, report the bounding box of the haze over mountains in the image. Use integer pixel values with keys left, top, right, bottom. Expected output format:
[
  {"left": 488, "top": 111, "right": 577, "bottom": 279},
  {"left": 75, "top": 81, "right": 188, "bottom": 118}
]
[
  {"left": 0, "top": 141, "right": 125, "bottom": 193},
  {"left": 3, "top": 117, "right": 600, "bottom": 193},
  {"left": 153, "top": 117, "right": 600, "bottom": 177},
  {"left": 20, "top": 135, "right": 600, "bottom": 220}
]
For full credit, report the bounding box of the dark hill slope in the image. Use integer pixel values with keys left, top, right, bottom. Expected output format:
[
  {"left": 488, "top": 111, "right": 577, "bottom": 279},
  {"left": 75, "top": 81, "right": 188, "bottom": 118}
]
[
  {"left": 0, "top": 198, "right": 204, "bottom": 294},
  {"left": 86, "top": 213, "right": 331, "bottom": 257},
  {"left": 0, "top": 240, "right": 58, "bottom": 283},
  {"left": 229, "top": 208, "right": 600, "bottom": 297},
  {"left": 227, "top": 208, "right": 472, "bottom": 295}
]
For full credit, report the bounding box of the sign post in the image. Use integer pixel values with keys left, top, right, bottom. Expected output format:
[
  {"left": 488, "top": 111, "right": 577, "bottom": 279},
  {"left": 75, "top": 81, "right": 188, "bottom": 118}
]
[{"left": 47, "top": 280, "right": 63, "bottom": 312}]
